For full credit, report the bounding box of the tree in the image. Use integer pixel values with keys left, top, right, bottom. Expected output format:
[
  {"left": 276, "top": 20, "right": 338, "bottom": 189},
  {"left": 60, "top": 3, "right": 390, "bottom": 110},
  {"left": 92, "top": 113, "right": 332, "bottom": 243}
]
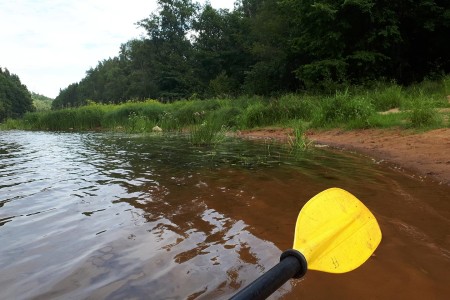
[
  {"left": 52, "top": 0, "right": 449, "bottom": 104},
  {"left": 192, "top": 4, "right": 253, "bottom": 96},
  {"left": 119, "top": 39, "right": 159, "bottom": 99},
  {"left": 52, "top": 83, "right": 81, "bottom": 109},
  {"left": 31, "top": 92, "right": 53, "bottom": 111},
  {"left": 279, "top": 0, "right": 450, "bottom": 88},
  {"left": 242, "top": 0, "right": 297, "bottom": 94},
  {"left": 137, "top": 0, "right": 200, "bottom": 100},
  {"left": 0, "top": 67, "right": 34, "bottom": 121}
]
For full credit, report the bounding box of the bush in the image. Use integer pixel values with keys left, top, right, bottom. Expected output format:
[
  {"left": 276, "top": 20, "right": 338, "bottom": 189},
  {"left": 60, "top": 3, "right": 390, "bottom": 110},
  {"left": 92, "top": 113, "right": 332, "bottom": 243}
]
[
  {"left": 76, "top": 106, "right": 104, "bottom": 130},
  {"left": 208, "top": 71, "right": 238, "bottom": 97},
  {"left": 443, "top": 76, "right": 450, "bottom": 96},
  {"left": 240, "top": 101, "right": 267, "bottom": 128},
  {"left": 212, "top": 106, "right": 242, "bottom": 128},
  {"left": 127, "top": 112, "right": 153, "bottom": 133},
  {"left": 312, "top": 91, "right": 375, "bottom": 128},
  {"left": 238, "top": 95, "right": 318, "bottom": 128},
  {"left": 349, "top": 112, "right": 408, "bottom": 129},
  {"left": 159, "top": 111, "right": 180, "bottom": 131},
  {"left": 278, "top": 94, "right": 317, "bottom": 121},
  {"left": 141, "top": 102, "right": 165, "bottom": 121},
  {"left": 369, "top": 83, "right": 403, "bottom": 111},
  {"left": 408, "top": 102, "right": 442, "bottom": 128},
  {"left": 188, "top": 115, "right": 227, "bottom": 146}
]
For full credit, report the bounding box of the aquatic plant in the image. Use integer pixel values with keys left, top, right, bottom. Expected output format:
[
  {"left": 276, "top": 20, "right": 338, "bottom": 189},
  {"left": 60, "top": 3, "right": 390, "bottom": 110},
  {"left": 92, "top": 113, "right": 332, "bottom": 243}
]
[
  {"left": 287, "top": 122, "right": 312, "bottom": 151},
  {"left": 189, "top": 118, "right": 227, "bottom": 146},
  {"left": 127, "top": 112, "right": 152, "bottom": 133}
]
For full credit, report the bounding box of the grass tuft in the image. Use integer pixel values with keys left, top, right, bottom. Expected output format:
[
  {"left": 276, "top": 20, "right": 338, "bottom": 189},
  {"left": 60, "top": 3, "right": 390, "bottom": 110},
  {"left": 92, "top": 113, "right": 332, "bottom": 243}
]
[
  {"left": 189, "top": 119, "right": 227, "bottom": 146},
  {"left": 408, "top": 102, "right": 442, "bottom": 128},
  {"left": 287, "top": 121, "right": 312, "bottom": 151}
]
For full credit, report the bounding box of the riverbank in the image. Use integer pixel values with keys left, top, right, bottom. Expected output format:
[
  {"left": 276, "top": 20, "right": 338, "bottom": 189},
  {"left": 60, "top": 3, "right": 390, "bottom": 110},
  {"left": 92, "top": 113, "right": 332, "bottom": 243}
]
[{"left": 236, "top": 128, "right": 450, "bottom": 185}]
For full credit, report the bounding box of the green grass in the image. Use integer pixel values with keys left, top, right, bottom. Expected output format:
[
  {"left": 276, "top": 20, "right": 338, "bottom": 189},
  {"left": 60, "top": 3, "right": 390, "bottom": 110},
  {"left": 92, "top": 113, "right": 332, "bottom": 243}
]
[
  {"left": 189, "top": 120, "right": 227, "bottom": 146},
  {"left": 351, "top": 112, "right": 408, "bottom": 129},
  {"left": 2, "top": 76, "right": 449, "bottom": 137},
  {"left": 367, "top": 83, "right": 403, "bottom": 111},
  {"left": 408, "top": 103, "right": 443, "bottom": 129}
]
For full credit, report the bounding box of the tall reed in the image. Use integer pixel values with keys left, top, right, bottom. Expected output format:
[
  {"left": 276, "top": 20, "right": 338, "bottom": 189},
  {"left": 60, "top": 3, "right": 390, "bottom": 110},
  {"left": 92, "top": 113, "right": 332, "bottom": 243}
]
[{"left": 188, "top": 114, "right": 227, "bottom": 146}]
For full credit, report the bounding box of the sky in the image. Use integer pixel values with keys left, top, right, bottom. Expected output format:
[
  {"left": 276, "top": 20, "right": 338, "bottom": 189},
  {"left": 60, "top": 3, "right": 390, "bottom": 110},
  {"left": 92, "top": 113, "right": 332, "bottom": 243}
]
[{"left": 0, "top": 0, "right": 236, "bottom": 98}]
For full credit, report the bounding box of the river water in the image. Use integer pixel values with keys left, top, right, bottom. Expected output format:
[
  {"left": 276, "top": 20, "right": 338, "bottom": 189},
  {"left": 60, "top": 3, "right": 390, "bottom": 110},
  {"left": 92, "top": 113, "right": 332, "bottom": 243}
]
[{"left": 1, "top": 131, "right": 449, "bottom": 299}]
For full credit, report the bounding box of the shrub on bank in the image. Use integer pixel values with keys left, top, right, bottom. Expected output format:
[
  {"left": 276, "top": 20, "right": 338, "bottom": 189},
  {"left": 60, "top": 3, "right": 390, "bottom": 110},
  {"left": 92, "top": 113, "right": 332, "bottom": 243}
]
[
  {"left": 311, "top": 91, "right": 375, "bottom": 128},
  {"left": 189, "top": 116, "right": 227, "bottom": 146},
  {"left": 408, "top": 101, "right": 442, "bottom": 128},
  {"left": 368, "top": 83, "right": 403, "bottom": 111}
]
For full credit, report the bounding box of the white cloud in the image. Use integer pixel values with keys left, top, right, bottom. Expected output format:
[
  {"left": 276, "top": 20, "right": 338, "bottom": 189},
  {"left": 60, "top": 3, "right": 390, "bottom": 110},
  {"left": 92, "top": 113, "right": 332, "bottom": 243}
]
[{"left": 0, "top": 0, "right": 235, "bottom": 98}]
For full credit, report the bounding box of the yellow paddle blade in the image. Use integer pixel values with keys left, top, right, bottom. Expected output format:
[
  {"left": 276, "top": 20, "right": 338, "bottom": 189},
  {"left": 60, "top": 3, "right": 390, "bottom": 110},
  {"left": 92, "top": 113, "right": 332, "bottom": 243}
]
[{"left": 293, "top": 188, "right": 381, "bottom": 273}]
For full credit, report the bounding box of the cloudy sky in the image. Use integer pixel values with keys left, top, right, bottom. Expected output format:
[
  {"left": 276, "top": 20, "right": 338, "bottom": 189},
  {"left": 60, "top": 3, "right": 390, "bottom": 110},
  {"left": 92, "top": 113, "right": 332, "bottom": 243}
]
[{"left": 0, "top": 0, "right": 235, "bottom": 98}]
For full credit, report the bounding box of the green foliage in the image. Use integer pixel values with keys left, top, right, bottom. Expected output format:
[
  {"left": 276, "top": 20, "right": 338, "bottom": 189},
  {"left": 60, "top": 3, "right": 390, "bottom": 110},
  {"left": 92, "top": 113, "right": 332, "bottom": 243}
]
[
  {"left": 410, "top": 78, "right": 448, "bottom": 99},
  {"left": 127, "top": 112, "right": 152, "bottom": 133},
  {"left": 278, "top": 94, "right": 317, "bottom": 121},
  {"left": 158, "top": 111, "right": 180, "bottom": 131},
  {"left": 239, "top": 94, "right": 318, "bottom": 128},
  {"left": 207, "top": 72, "right": 238, "bottom": 97},
  {"left": 281, "top": 0, "right": 449, "bottom": 88},
  {"left": 368, "top": 83, "right": 403, "bottom": 111},
  {"left": 210, "top": 106, "right": 242, "bottom": 128},
  {"left": 240, "top": 101, "right": 268, "bottom": 128},
  {"left": 443, "top": 76, "right": 450, "bottom": 96},
  {"left": 49, "top": 0, "right": 449, "bottom": 105},
  {"left": 401, "top": 91, "right": 446, "bottom": 111},
  {"left": 287, "top": 121, "right": 312, "bottom": 151},
  {"left": 1, "top": 118, "right": 23, "bottom": 129},
  {"left": 311, "top": 91, "right": 375, "bottom": 128},
  {"left": 347, "top": 112, "right": 408, "bottom": 129},
  {"left": 188, "top": 118, "right": 227, "bottom": 146},
  {"left": 0, "top": 67, "right": 34, "bottom": 122},
  {"left": 193, "top": 4, "right": 251, "bottom": 97},
  {"left": 296, "top": 60, "right": 349, "bottom": 91},
  {"left": 3, "top": 78, "right": 449, "bottom": 133},
  {"left": 408, "top": 101, "right": 442, "bottom": 128},
  {"left": 31, "top": 92, "right": 53, "bottom": 111}
]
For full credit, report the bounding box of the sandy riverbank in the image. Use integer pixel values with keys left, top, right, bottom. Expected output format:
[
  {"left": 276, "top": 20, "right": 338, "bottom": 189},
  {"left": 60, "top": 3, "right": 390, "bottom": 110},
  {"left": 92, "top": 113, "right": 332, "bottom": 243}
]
[{"left": 236, "top": 128, "right": 450, "bottom": 185}]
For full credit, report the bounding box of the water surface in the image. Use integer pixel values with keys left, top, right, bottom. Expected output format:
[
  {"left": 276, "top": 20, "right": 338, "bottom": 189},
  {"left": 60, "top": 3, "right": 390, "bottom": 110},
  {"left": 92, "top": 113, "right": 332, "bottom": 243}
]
[{"left": 1, "top": 131, "right": 449, "bottom": 299}]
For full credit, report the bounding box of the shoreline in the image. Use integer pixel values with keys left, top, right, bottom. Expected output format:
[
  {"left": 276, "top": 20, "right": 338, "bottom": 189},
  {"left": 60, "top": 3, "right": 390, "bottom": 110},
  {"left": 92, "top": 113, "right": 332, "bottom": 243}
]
[{"left": 236, "top": 128, "right": 450, "bottom": 186}]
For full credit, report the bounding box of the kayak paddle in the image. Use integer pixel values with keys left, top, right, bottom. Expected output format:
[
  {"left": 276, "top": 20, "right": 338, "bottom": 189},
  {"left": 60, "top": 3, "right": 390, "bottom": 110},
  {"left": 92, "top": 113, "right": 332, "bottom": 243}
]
[{"left": 231, "top": 187, "right": 382, "bottom": 300}]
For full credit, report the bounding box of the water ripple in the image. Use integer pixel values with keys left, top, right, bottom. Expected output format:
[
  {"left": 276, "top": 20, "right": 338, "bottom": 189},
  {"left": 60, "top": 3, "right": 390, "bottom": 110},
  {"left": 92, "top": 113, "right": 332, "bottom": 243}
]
[{"left": 1, "top": 130, "right": 449, "bottom": 299}]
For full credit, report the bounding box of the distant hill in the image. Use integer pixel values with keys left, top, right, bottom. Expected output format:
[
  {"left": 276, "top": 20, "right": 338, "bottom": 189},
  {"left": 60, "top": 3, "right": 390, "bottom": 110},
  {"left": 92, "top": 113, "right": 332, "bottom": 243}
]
[{"left": 31, "top": 92, "right": 53, "bottom": 111}]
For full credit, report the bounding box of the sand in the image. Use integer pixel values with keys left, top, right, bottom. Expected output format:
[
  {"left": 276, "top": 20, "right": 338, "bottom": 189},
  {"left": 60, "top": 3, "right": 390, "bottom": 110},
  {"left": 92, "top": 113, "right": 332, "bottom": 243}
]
[{"left": 236, "top": 128, "right": 450, "bottom": 185}]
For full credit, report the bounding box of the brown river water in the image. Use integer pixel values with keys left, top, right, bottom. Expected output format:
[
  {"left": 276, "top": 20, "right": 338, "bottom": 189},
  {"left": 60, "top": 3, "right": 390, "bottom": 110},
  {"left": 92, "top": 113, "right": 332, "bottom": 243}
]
[{"left": 1, "top": 131, "right": 449, "bottom": 299}]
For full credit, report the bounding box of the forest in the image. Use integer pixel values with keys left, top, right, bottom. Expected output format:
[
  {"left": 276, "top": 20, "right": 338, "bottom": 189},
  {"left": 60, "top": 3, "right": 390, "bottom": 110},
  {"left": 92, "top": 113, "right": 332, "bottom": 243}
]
[
  {"left": 0, "top": 67, "right": 34, "bottom": 122},
  {"left": 51, "top": 0, "right": 450, "bottom": 109}
]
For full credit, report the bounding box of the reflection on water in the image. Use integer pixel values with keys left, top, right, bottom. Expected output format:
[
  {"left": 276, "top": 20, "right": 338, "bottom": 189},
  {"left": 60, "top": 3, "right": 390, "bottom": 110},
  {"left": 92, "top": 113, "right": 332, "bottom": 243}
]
[{"left": 1, "top": 131, "right": 449, "bottom": 299}]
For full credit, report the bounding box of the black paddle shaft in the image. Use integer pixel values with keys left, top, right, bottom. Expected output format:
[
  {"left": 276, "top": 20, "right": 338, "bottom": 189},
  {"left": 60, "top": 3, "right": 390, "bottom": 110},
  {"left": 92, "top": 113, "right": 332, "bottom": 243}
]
[{"left": 230, "top": 249, "right": 307, "bottom": 300}]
